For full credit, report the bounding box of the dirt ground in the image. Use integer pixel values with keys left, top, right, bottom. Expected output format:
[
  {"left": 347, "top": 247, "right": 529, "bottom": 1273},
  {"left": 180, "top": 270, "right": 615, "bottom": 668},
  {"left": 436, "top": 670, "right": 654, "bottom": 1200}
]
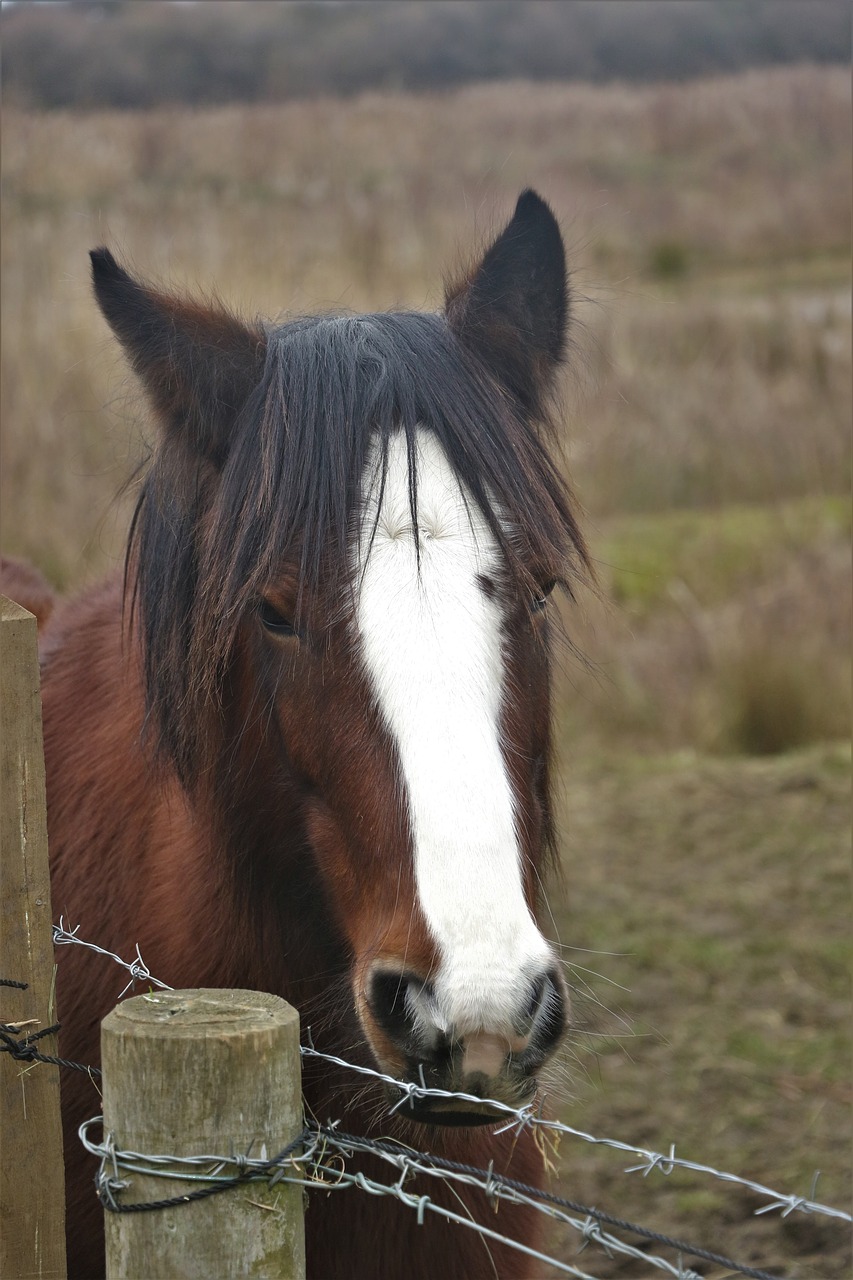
[{"left": 539, "top": 743, "right": 851, "bottom": 1278}]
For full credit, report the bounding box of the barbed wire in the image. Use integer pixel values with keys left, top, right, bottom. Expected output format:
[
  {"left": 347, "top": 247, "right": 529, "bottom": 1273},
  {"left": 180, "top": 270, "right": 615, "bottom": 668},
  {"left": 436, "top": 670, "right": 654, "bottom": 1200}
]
[
  {"left": 7, "top": 993, "right": 754, "bottom": 1279},
  {"left": 308, "top": 1127, "right": 785, "bottom": 1280},
  {"left": 79, "top": 1116, "right": 610, "bottom": 1280},
  {"left": 42, "top": 923, "right": 853, "bottom": 1225},
  {"left": 7, "top": 919, "right": 847, "bottom": 1279},
  {"left": 52, "top": 918, "right": 172, "bottom": 999},
  {"left": 300, "top": 1040, "right": 852, "bottom": 1224},
  {"left": 79, "top": 1116, "right": 784, "bottom": 1280}
]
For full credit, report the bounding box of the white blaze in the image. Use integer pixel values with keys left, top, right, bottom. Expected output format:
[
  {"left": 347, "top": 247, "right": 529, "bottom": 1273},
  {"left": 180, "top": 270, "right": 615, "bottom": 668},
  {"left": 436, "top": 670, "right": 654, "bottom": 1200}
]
[{"left": 355, "top": 429, "right": 551, "bottom": 1035}]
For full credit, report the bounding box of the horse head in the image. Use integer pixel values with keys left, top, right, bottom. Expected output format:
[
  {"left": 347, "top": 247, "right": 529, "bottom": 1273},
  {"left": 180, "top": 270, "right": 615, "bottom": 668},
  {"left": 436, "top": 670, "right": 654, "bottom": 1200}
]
[{"left": 90, "top": 190, "right": 588, "bottom": 1125}]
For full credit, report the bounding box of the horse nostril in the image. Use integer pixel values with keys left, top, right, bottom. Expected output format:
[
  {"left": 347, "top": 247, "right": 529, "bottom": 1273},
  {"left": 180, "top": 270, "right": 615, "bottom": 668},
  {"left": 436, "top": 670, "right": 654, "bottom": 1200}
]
[
  {"left": 523, "top": 973, "right": 548, "bottom": 1027},
  {"left": 368, "top": 970, "right": 430, "bottom": 1053},
  {"left": 524, "top": 968, "right": 567, "bottom": 1062}
]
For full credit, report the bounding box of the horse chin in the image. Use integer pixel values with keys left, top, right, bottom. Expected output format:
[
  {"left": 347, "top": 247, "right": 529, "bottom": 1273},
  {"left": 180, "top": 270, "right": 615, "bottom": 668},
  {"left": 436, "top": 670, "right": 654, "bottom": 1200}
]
[{"left": 401, "top": 1096, "right": 508, "bottom": 1128}]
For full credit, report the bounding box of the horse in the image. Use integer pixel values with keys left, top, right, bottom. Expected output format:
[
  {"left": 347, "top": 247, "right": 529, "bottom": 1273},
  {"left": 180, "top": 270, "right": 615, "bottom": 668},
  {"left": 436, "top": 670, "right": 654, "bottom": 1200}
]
[{"left": 25, "top": 189, "right": 589, "bottom": 1279}]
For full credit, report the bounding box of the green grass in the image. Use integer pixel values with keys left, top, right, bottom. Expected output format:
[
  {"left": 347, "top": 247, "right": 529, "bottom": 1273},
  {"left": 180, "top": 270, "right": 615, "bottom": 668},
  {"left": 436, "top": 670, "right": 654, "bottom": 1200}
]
[
  {"left": 558, "top": 495, "right": 851, "bottom": 758},
  {"left": 591, "top": 495, "right": 851, "bottom": 618}
]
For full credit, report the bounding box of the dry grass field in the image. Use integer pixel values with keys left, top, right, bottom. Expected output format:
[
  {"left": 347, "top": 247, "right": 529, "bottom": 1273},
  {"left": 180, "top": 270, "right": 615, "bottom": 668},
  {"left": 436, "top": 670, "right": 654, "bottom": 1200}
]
[{"left": 2, "top": 65, "right": 850, "bottom": 1276}]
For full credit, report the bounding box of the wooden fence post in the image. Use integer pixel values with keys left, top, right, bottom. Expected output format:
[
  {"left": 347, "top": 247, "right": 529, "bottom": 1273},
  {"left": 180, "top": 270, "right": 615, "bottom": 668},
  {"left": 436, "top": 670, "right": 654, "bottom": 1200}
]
[
  {"left": 1, "top": 596, "right": 67, "bottom": 1280},
  {"left": 101, "top": 988, "right": 305, "bottom": 1279}
]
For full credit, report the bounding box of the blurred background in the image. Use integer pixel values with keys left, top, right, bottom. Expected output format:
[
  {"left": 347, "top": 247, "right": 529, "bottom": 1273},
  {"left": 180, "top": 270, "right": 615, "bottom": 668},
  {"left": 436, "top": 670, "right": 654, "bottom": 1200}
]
[{"left": 1, "top": 2, "right": 850, "bottom": 1275}]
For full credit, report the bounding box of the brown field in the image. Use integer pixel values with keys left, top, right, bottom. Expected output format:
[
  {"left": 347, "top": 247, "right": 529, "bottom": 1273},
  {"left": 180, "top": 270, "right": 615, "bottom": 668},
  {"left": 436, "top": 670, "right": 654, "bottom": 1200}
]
[{"left": 2, "top": 65, "right": 850, "bottom": 1276}]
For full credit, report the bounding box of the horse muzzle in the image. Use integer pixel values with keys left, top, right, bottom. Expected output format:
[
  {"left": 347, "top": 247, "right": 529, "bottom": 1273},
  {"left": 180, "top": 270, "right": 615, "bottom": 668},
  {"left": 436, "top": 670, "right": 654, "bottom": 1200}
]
[{"left": 361, "top": 964, "right": 568, "bottom": 1127}]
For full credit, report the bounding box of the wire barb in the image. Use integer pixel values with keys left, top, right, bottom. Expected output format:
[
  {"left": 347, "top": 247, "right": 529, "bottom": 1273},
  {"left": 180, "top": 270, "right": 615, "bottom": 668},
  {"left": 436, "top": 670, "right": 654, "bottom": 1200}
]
[{"left": 52, "top": 918, "right": 172, "bottom": 998}]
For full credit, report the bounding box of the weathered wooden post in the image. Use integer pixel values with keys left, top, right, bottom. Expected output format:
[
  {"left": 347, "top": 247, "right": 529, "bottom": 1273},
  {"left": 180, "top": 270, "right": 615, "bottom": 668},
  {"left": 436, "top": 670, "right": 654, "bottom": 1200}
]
[
  {"left": 0, "top": 596, "right": 67, "bottom": 1280},
  {"left": 101, "top": 988, "right": 305, "bottom": 1279}
]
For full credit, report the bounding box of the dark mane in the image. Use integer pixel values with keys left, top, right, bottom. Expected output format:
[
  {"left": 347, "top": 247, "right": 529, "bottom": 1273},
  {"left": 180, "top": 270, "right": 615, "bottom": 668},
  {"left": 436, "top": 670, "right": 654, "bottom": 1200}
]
[{"left": 128, "top": 307, "right": 588, "bottom": 785}]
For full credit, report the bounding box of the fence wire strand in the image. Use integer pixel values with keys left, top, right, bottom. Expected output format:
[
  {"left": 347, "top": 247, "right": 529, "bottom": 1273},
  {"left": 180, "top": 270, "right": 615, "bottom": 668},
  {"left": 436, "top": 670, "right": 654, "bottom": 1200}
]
[{"left": 52, "top": 918, "right": 172, "bottom": 998}]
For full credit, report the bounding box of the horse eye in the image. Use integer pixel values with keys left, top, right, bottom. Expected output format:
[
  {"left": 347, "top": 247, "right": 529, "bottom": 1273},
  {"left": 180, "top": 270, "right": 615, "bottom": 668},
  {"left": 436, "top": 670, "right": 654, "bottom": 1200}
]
[
  {"left": 259, "top": 600, "right": 297, "bottom": 637},
  {"left": 531, "top": 580, "right": 557, "bottom": 614}
]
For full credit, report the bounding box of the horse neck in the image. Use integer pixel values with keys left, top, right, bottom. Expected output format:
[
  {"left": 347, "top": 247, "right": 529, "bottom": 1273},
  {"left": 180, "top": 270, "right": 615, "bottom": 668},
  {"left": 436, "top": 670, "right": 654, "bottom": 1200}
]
[{"left": 202, "top": 682, "right": 350, "bottom": 1017}]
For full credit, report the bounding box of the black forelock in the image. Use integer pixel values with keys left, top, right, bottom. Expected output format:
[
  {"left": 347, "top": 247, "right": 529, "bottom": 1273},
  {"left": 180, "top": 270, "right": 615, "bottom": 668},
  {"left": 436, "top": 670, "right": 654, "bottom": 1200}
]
[
  {"left": 205, "top": 309, "right": 585, "bottom": 613},
  {"left": 130, "top": 306, "right": 588, "bottom": 784}
]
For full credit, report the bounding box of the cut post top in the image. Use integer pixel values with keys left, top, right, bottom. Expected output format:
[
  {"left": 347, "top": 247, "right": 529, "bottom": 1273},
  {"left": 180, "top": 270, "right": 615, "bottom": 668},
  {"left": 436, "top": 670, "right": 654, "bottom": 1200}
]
[{"left": 102, "top": 988, "right": 299, "bottom": 1039}]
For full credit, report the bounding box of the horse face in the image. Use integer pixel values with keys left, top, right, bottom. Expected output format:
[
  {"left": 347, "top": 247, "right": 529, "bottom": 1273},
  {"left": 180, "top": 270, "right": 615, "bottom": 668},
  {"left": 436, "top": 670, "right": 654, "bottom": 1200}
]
[{"left": 256, "top": 427, "right": 567, "bottom": 1119}]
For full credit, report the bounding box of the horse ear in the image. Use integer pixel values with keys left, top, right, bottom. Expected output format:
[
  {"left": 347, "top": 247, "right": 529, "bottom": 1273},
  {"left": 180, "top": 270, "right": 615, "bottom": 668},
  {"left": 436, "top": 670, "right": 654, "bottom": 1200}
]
[
  {"left": 445, "top": 189, "right": 568, "bottom": 414},
  {"left": 90, "top": 248, "right": 266, "bottom": 466}
]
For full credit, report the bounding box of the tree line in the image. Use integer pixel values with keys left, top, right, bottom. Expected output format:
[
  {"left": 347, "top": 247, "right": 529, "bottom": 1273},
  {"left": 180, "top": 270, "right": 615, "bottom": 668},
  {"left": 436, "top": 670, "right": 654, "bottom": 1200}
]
[{"left": 3, "top": 0, "right": 850, "bottom": 110}]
